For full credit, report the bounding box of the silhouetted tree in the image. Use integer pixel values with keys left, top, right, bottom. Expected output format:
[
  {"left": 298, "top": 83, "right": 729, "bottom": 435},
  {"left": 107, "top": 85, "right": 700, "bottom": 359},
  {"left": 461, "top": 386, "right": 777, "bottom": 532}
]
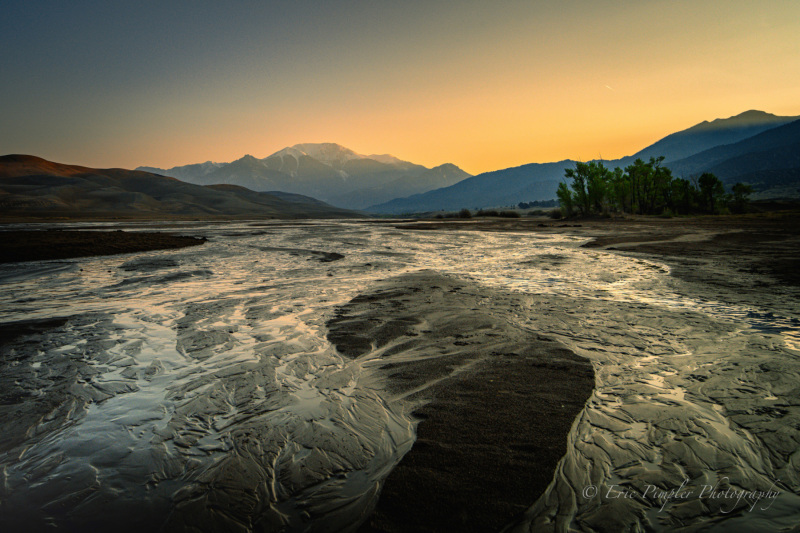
[
  {"left": 563, "top": 161, "right": 611, "bottom": 215},
  {"left": 563, "top": 163, "right": 589, "bottom": 215},
  {"left": 586, "top": 162, "right": 612, "bottom": 213},
  {"left": 620, "top": 157, "right": 673, "bottom": 214},
  {"left": 730, "top": 182, "right": 754, "bottom": 214},
  {"left": 556, "top": 182, "right": 574, "bottom": 216},
  {"left": 697, "top": 172, "right": 725, "bottom": 213},
  {"left": 609, "top": 167, "right": 630, "bottom": 213},
  {"left": 558, "top": 159, "right": 733, "bottom": 217},
  {"left": 670, "top": 178, "right": 696, "bottom": 214}
]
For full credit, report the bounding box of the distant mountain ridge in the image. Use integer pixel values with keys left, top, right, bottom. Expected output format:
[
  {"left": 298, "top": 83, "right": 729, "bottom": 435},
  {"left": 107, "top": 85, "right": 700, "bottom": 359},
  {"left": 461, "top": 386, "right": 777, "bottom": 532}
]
[
  {"left": 0, "top": 155, "right": 361, "bottom": 219},
  {"left": 667, "top": 118, "right": 800, "bottom": 177},
  {"left": 369, "top": 110, "right": 800, "bottom": 213},
  {"left": 139, "top": 143, "right": 471, "bottom": 209},
  {"left": 617, "top": 109, "right": 799, "bottom": 166}
]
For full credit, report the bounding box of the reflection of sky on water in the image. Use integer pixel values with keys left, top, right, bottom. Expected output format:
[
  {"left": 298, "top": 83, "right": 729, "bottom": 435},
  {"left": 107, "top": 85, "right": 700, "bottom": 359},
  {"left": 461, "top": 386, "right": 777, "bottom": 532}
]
[{"left": 0, "top": 220, "right": 798, "bottom": 531}]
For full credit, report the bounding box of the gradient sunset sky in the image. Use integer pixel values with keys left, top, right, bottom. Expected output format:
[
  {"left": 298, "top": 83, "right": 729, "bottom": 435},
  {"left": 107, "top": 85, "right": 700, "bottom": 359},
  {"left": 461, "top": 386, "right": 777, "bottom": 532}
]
[{"left": 2, "top": 0, "right": 798, "bottom": 175}]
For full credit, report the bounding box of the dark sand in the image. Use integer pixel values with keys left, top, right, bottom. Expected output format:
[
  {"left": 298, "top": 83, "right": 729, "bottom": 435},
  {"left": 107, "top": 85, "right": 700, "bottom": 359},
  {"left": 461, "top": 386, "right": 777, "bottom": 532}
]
[
  {"left": 336, "top": 212, "right": 800, "bottom": 531},
  {"left": 327, "top": 272, "right": 595, "bottom": 532},
  {"left": 0, "top": 230, "right": 206, "bottom": 263}
]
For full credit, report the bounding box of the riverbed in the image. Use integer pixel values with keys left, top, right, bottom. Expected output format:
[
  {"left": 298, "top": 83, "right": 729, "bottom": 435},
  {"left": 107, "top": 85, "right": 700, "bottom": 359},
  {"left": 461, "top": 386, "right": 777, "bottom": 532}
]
[{"left": 1, "top": 220, "right": 798, "bottom": 531}]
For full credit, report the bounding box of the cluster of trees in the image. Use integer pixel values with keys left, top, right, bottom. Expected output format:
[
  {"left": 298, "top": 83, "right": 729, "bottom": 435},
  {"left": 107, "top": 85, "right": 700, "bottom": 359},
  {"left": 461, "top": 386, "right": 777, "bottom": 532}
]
[
  {"left": 518, "top": 199, "right": 558, "bottom": 209},
  {"left": 556, "top": 157, "right": 753, "bottom": 216}
]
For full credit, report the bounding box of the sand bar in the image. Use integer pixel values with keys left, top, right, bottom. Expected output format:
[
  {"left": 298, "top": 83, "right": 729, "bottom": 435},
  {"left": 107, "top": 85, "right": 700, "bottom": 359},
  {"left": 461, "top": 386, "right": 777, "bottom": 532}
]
[{"left": 0, "top": 230, "right": 206, "bottom": 263}]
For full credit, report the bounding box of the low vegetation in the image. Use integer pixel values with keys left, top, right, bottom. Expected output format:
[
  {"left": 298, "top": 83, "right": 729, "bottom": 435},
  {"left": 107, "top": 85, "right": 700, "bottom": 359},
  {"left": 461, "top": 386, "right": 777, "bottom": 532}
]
[
  {"left": 557, "top": 157, "right": 753, "bottom": 217},
  {"left": 475, "top": 209, "right": 520, "bottom": 218},
  {"left": 435, "top": 208, "right": 521, "bottom": 219},
  {"left": 517, "top": 200, "right": 558, "bottom": 209}
]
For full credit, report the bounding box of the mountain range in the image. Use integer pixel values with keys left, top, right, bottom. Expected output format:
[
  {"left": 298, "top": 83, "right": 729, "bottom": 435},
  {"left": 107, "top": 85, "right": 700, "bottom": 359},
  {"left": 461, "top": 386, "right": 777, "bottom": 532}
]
[
  {"left": 369, "top": 110, "right": 800, "bottom": 214},
  {"left": 138, "top": 143, "right": 471, "bottom": 210},
  {"left": 5, "top": 110, "right": 798, "bottom": 219},
  {"left": 0, "top": 155, "right": 360, "bottom": 220}
]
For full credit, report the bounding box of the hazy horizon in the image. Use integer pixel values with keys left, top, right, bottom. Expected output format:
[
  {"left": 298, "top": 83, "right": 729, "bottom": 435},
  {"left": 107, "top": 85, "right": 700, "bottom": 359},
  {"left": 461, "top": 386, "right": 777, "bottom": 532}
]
[{"left": 2, "top": 1, "right": 799, "bottom": 175}]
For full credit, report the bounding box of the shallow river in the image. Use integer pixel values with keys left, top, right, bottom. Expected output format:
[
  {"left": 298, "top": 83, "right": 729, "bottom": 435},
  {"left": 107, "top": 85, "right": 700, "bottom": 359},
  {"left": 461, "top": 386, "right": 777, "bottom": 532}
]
[{"left": 1, "top": 220, "right": 798, "bottom": 532}]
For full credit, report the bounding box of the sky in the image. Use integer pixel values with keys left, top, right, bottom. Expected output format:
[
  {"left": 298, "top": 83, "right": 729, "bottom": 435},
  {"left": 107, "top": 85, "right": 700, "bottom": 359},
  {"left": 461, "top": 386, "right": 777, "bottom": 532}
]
[{"left": 2, "top": 0, "right": 799, "bottom": 175}]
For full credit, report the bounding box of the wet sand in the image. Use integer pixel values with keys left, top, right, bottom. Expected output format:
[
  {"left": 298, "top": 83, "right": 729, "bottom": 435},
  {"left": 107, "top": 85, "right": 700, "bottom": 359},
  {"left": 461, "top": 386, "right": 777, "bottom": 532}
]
[
  {"left": 326, "top": 272, "right": 594, "bottom": 532},
  {"left": 397, "top": 212, "right": 800, "bottom": 316},
  {"left": 0, "top": 230, "right": 207, "bottom": 263},
  {"left": 384, "top": 213, "right": 800, "bottom": 531},
  {"left": 2, "top": 215, "right": 798, "bottom": 531}
]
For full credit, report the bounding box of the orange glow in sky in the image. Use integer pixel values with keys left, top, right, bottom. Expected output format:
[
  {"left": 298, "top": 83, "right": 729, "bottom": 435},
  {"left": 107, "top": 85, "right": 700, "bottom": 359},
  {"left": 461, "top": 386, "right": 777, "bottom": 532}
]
[{"left": 2, "top": 1, "right": 799, "bottom": 175}]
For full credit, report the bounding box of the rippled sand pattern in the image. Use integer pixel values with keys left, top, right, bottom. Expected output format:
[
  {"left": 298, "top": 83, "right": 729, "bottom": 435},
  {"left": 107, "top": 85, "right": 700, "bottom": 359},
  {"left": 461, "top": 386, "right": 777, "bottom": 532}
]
[{"left": 0, "top": 221, "right": 798, "bottom": 531}]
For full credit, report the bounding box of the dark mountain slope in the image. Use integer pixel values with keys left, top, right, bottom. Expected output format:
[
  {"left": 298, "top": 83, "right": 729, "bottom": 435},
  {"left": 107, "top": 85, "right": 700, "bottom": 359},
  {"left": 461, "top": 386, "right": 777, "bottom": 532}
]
[
  {"left": 619, "top": 110, "right": 799, "bottom": 166},
  {"left": 367, "top": 161, "right": 572, "bottom": 214},
  {"left": 667, "top": 119, "right": 800, "bottom": 179},
  {"left": 0, "top": 155, "right": 361, "bottom": 219},
  {"left": 368, "top": 111, "right": 800, "bottom": 213}
]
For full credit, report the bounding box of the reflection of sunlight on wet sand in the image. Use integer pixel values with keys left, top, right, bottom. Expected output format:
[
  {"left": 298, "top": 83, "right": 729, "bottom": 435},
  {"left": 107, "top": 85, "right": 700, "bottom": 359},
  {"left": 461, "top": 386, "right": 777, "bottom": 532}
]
[
  {"left": 782, "top": 330, "right": 800, "bottom": 352},
  {"left": 0, "top": 220, "right": 798, "bottom": 531}
]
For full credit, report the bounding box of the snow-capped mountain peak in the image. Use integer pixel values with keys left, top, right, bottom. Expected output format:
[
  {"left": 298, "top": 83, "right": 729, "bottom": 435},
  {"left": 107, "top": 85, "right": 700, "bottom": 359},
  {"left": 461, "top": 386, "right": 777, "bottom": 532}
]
[
  {"left": 138, "top": 143, "right": 471, "bottom": 210},
  {"left": 268, "top": 143, "right": 364, "bottom": 167},
  {"left": 268, "top": 146, "right": 307, "bottom": 161},
  {"left": 367, "top": 153, "right": 405, "bottom": 166}
]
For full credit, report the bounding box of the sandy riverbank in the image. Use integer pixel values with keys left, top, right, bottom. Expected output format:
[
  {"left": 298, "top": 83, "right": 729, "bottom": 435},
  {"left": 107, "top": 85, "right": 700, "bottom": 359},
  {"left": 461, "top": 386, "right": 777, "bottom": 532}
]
[{"left": 0, "top": 230, "right": 207, "bottom": 263}]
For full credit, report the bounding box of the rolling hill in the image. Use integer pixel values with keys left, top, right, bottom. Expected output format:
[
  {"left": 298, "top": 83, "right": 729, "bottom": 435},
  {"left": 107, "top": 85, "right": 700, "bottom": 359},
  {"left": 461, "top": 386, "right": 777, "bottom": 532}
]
[{"left": 0, "top": 155, "right": 362, "bottom": 220}]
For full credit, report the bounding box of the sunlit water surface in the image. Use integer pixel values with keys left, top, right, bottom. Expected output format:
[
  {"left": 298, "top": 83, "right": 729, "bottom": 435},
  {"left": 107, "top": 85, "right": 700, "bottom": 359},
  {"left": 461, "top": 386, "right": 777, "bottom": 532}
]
[{"left": 0, "top": 220, "right": 798, "bottom": 531}]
